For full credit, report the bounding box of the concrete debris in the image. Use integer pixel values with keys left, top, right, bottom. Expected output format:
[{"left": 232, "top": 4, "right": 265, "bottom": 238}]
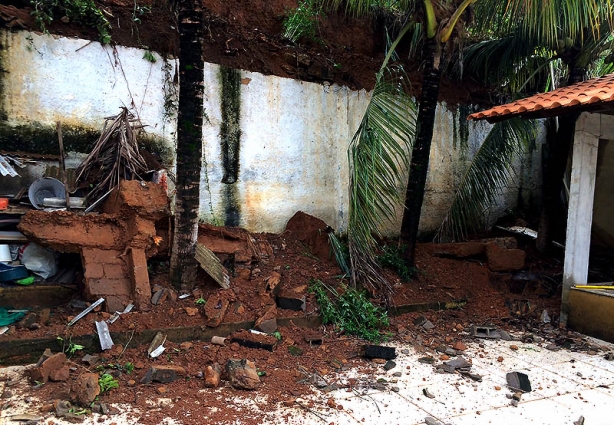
[
  {"left": 471, "top": 325, "right": 501, "bottom": 339},
  {"left": 414, "top": 316, "right": 435, "bottom": 330},
  {"left": 425, "top": 417, "right": 443, "bottom": 425},
  {"left": 540, "top": 309, "right": 551, "bottom": 323},
  {"left": 362, "top": 345, "right": 396, "bottom": 360},
  {"left": 506, "top": 372, "right": 532, "bottom": 392},
  {"left": 226, "top": 359, "right": 260, "bottom": 390},
  {"left": 605, "top": 352, "right": 614, "bottom": 361},
  {"left": 574, "top": 415, "right": 585, "bottom": 425}
]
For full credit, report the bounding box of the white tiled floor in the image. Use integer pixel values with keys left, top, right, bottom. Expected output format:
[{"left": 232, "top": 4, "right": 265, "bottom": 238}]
[
  {"left": 2, "top": 335, "right": 614, "bottom": 425},
  {"left": 268, "top": 335, "right": 614, "bottom": 425}
]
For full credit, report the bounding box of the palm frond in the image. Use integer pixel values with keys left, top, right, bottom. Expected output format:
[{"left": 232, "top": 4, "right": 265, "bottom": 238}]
[
  {"left": 473, "top": 0, "right": 614, "bottom": 48},
  {"left": 435, "top": 118, "right": 537, "bottom": 243},
  {"left": 348, "top": 65, "right": 416, "bottom": 299},
  {"left": 459, "top": 34, "right": 555, "bottom": 95}
]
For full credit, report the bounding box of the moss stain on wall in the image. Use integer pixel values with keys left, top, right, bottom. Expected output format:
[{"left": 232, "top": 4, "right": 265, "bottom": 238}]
[{"left": 218, "top": 66, "right": 242, "bottom": 226}]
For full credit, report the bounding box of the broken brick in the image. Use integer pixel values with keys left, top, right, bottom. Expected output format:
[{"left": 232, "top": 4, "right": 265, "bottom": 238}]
[
  {"left": 140, "top": 365, "right": 187, "bottom": 384},
  {"left": 204, "top": 293, "right": 230, "bottom": 327}
]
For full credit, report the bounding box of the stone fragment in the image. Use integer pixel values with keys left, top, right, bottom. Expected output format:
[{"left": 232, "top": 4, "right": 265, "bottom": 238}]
[
  {"left": 453, "top": 341, "right": 466, "bottom": 351},
  {"left": 425, "top": 417, "right": 442, "bottom": 425},
  {"left": 510, "top": 345, "right": 519, "bottom": 351},
  {"left": 71, "top": 373, "right": 101, "bottom": 406},
  {"left": 179, "top": 341, "right": 193, "bottom": 350},
  {"left": 140, "top": 365, "right": 187, "bottom": 384},
  {"left": 423, "top": 388, "right": 435, "bottom": 398},
  {"left": 226, "top": 359, "right": 260, "bottom": 390},
  {"left": 444, "top": 348, "right": 457, "bottom": 356},
  {"left": 28, "top": 351, "right": 67, "bottom": 383},
  {"left": 184, "top": 307, "right": 199, "bottom": 317},
  {"left": 204, "top": 363, "right": 222, "bottom": 388},
  {"left": 81, "top": 354, "right": 99, "bottom": 366},
  {"left": 383, "top": 361, "right": 396, "bottom": 371}
]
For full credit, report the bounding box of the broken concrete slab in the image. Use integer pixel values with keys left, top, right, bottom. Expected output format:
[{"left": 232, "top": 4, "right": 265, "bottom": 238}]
[
  {"left": 230, "top": 331, "right": 277, "bottom": 352},
  {"left": 226, "top": 359, "right": 260, "bottom": 390}
]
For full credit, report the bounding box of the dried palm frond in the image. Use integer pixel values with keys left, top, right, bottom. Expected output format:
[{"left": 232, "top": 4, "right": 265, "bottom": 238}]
[{"left": 75, "top": 107, "right": 150, "bottom": 201}]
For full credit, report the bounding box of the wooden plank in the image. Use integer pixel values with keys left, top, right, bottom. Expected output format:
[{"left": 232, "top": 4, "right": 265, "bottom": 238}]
[
  {"left": 561, "top": 112, "right": 600, "bottom": 326},
  {"left": 195, "top": 243, "right": 231, "bottom": 289}
]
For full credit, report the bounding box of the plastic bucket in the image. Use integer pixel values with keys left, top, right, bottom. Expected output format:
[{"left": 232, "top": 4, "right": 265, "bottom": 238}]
[
  {"left": 0, "top": 245, "right": 10, "bottom": 262},
  {"left": 28, "top": 177, "right": 66, "bottom": 209}
]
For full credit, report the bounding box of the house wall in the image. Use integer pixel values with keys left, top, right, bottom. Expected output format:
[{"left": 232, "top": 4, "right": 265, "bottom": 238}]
[
  {"left": 0, "top": 30, "right": 542, "bottom": 236},
  {"left": 593, "top": 137, "right": 614, "bottom": 248}
]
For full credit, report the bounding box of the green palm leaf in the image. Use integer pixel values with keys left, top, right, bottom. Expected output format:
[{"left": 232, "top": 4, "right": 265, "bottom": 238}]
[
  {"left": 347, "top": 65, "right": 416, "bottom": 298},
  {"left": 435, "top": 118, "right": 537, "bottom": 242}
]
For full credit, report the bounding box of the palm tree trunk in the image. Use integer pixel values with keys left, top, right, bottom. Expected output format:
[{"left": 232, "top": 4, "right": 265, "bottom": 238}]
[
  {"left": 400, "top": 37, "right": 441, "bottom": 267},
  {"left": 169, "top": 0, "right": 205, "bottom": 290},
  {"left": 536, "top": 66, "right": 584, "bottom": 252}
]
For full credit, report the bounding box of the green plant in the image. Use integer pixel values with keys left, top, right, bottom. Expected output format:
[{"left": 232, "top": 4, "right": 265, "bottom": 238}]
[
  {"left": 143, "top": 50, "right": 156, "bottom": 63},
  {"left": 69, "top": 407, "right": 89, "bottom": 415},
  {"left": 57, "top": 336, "right": 84, "bottom": 356},
  {"left": 98, "top": 374, "right": 119, "bottom": 393},
  {"left": 282, "top": 0, "right": 322, "bottom": 43},
  {"left": 123, "top": 362, "right": 134, "bottom": 374},
  {"left": 30, "top": 0, "right": 112, "bottom": 44},
  {"left": 272, "top": 331, "right": 282, "bottom": 341},
  {"left": 195, "top": 297, "right": 206, "bottom": 305},
  {"left": 309, "top": 279, "right": 389, "bottom": 342},
  {"left": 377, "top": 244, "right": 417, "bottom": 282}
]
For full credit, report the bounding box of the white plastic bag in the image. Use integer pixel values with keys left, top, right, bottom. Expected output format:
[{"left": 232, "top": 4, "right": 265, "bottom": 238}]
[{"left": 18, "top": 243, "right": 57, "bottom": 279}]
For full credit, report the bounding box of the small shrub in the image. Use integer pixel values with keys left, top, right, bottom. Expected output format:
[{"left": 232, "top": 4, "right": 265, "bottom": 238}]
[
  {"left": 377, "top": 244, "right": 417, "bottom": 282},
  {"left": 310, "top": 279, "right": 389, "bottom": 342},
  {"left": 195, "top": 297, "right": 206, "bottom": 305},
  {"left": 98, "top": 373, "right": 119, "bottom": 393},
  {"left": 282, "top": 0, "right": 322, "bottom": 43},
  {"left": 56, "top": 336, "right": 84, "bottom": 357},
  {"left": 30, "top": 0, "right": 112, "bottom": 44}
]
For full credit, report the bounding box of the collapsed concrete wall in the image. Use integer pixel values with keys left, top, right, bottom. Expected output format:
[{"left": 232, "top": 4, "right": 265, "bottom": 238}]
[{"left": 0, "top": 29, "right": 542, "bottom": 237}]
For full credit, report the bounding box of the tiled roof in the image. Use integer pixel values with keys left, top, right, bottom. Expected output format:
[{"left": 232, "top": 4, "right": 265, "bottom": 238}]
[{"left": 468, "top": 73, "right": 614, "bottom": 122}]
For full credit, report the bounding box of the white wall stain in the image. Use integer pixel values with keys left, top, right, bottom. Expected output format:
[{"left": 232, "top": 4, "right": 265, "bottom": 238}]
[{"left": 1, "top": 30, "right": 543, "bottom": 236}]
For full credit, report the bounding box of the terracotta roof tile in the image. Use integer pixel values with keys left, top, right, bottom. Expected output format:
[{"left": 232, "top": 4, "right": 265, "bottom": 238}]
[{"left": 468, "top": 74, "right": 614, "bottom": 122}]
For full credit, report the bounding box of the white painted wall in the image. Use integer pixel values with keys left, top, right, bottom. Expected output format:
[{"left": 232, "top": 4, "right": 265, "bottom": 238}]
[{"left": 0, "top": 30, "right": 542, "bottom": 236}]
